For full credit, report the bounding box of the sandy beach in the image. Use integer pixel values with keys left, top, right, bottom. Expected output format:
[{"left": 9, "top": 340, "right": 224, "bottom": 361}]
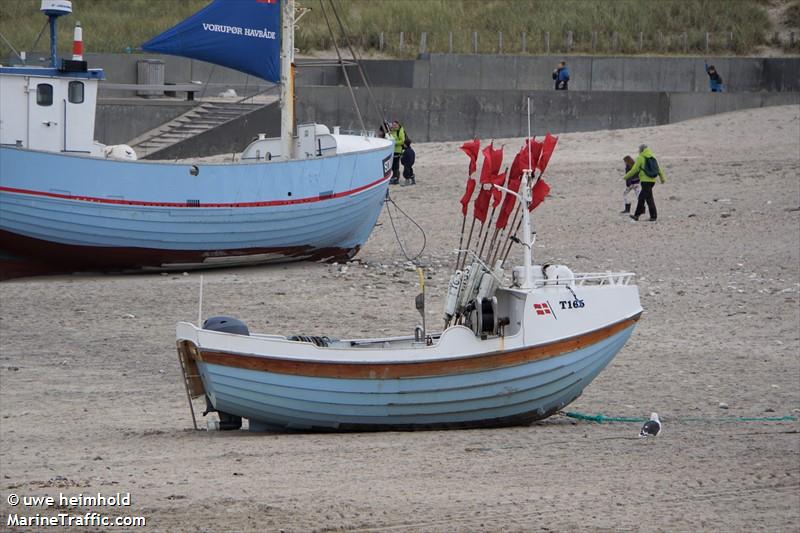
[{"left": 1, "top": 105, "right": 798, "bottom": 532}]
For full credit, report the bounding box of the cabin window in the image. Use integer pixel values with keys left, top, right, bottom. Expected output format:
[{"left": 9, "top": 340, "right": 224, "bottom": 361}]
[
  {"left": 68, "top": 81, "right": 84, "bottom": 104},
  {"left": 36, "top": 83, "right": 53, "bottom": 106}
]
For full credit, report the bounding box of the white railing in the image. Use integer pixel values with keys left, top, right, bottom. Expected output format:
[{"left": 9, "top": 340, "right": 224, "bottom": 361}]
[
  {"left": 339, "top": 128, "right": 378, "bottom": 137},
  {"left": 533, "top": 272, "right": 636, "bottom": 288}
]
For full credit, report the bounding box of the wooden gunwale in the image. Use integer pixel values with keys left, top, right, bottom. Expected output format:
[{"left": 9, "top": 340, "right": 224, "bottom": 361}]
[{"left": 190, "top": 313, "right": 641, "bottom": 380}]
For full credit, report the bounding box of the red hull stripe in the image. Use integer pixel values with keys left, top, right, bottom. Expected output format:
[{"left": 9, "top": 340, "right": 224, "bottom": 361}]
[{"left": 0, "top": 175, "right": 388, "bottom": 208}]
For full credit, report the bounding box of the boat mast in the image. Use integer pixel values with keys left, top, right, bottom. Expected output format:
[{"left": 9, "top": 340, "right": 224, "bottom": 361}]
[
  {"left": 521, "top": 97, "right": 535, "bottom": 289},
  {"left": 280, "top": 0, "right": 295, "bottom": 160},
  {"left": 519, "top": 171, "right": 534, "bottom": 288}
]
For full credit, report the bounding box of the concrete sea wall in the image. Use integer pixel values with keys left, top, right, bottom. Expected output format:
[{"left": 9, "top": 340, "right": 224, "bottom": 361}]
[
  {"left": 302, "top": 54, "right": 800, "bottom": 93},
  {"left": 296, "top": 87, "right": 799, "bottom": 142},
  {"left": 84, "top": 52, "right": 800, "bottom": 94},
  {"left": 84, "top": 52, "right": 799, "bottom": 146}
]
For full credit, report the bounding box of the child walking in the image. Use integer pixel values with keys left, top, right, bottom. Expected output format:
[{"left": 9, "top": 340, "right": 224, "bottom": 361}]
[
  {"left": 621, "top": 155, "right": 639, "bottom": 214},
  {"left": 401, "top": 139, "right": 416, "bottom": 186}
]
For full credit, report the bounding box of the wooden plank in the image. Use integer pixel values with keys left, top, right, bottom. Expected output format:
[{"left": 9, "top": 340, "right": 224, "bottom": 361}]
[{"left": 177, "top": 340, "right": 206, "bottom": 397}]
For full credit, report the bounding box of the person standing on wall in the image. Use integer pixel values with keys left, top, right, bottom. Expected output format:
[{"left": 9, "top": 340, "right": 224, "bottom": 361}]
[
  {"left": 552, "top": 61, "right": 569, "bottom": 90},
  {"left": 624, "top": 144, "right": 666, "bottom": 222},
  {"left": 389, "top": 120, "right": 406, "bottom": 185},
  {"left": 705, "top": 62, "right": 724, "bottom": 92}
]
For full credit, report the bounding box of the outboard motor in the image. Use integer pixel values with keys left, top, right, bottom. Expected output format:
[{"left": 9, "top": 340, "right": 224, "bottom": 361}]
[
  {"left": 200, "top": 316, "right": 248, "bottom": 430},
  {"left": 202, "top": 316, "right": 250, "bottom": 335}
]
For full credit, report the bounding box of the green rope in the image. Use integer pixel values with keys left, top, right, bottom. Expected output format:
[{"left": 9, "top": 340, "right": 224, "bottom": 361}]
[{"left": 562, "top": 411, "right": 797, "bottom": 424}]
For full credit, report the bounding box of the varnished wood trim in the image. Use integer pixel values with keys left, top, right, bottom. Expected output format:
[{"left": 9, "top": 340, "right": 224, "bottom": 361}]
[
  {"left": 192, "top": 313, "right": 641, "bottom": 380},
  {"left": 177, "top": 340, "right": 206, "bottom": 398}
]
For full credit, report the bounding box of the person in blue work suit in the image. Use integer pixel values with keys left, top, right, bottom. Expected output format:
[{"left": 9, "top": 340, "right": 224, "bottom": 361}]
[
  {"left": 552, "top": 61, "right": 569, "bottom": 90},
  {"left": 705, "top": 62, "right": 723, "bottom": 92}
]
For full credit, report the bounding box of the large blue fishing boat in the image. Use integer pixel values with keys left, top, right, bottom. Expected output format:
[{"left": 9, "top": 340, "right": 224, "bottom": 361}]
[{"left": 0, "top": 0, "right": 393, "bottom": 278}]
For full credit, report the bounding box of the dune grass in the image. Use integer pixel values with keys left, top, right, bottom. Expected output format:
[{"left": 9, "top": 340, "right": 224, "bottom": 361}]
[{"left": 0, "top": 0, "right": 780, "bottom": 59}]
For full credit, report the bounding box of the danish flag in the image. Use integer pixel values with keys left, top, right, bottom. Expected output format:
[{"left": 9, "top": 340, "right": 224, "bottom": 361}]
[{"left": 533, "top": 302, "right": 553, "bottom": 316}]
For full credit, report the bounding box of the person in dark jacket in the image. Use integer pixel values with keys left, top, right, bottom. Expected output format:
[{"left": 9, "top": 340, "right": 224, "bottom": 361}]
[
  {"left": 705, "top": 62, "right": 723, "bottom": 92},
  {"left": 400, "top": 139, "right": 415, "bottom": 186},
  {"left": 620, "top": 154, "right": 639, "bottom": 214},
  {"left": 552, "top": 61, "right": 569, "bottom": 90}
]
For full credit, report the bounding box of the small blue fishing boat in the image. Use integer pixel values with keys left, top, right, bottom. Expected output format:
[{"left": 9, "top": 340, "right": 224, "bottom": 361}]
[
  {"left": 0, "top": 0, "right": 393, "bottom": 278},
  {"left": 176, "top": 162, "right": 643, "bottom": 431}
]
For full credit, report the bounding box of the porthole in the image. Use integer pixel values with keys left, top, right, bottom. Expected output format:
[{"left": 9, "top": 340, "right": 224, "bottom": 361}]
[
  {"left": 68, "top": 81, "right": 84, "bottom": 104},
  {"left": 36, "top": 83, "right": 53, "bottom": 106}
]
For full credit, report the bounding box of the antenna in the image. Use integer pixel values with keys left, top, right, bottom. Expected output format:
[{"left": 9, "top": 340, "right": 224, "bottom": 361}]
[
  {"left": 527, "top": 98, "right": 532, "bottom": 167},
  {"left": 40, "top": 0, "right": 73, "bottom": 68},
  {"left": 197, "top": 274, "right": 204, "bottom": 326},
  {"left": 415, "top": 267, "right": 426, "bottom": 339}
]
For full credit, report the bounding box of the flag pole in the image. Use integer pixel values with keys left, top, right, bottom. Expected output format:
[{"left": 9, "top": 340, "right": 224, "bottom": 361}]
[
  {"left": 472, "top": 213, "right": 489, "bottom": 262},
  {"left": 485, "top": 225, "right": 502, "bottom": 265},
  {"left": 487, "top": 161, "right": 522, "bottom": 267},
  {"left": 458, "top": 217, "right": 477, "bottom": 271},
  {"left": 476, "top": 201, "right": 500, "bottom": 263},
  {"left": 455, "top": 140, "right": 480, "bottom": 271},
  {"left": 454, "top": 212, "right": 468, "bottom": 270},
  {"left": 489, "top": 205, "right": 518, "bottom": 267}
]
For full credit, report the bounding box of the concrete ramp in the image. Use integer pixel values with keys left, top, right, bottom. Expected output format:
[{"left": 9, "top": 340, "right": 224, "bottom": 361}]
[{"left": 129, "top": 98, "right": 279, "bottom": 159}]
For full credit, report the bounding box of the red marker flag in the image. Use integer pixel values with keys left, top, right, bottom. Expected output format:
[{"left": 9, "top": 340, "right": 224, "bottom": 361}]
[
  {"left": 473, "top": 185, "right": 492, "bottom": 223},
  {"left": 490, "top": 145, "right": 504, "bottom": 176},
  {"left": 460, "top": 138, "right": 480, "bottom": 176},
  {"left": 536, "top": 133, "right": 558, "bottom": 175},
  {"left": 529, "top": 179, "right": 551, "bottom": 211},
  {"left": 490, "top": 170, "right": 507, "bottom": 208},
  {"left": 524, "top": 137, "right": 543, "bottom": 172},
  {"left": 496, "top": 146, "right": 527, "bottom": 229},
  {"left": 478, "top": 143, "right": 495, "bottom": 184},
  {"left": 459, "top": 179, "right": 476, "bottom": 216},
  {"left": 458, "top": 139, "right": 481, "bottom": 215},
  {"left": 508, "top": 146, "right": 524, "bottom": 183}
]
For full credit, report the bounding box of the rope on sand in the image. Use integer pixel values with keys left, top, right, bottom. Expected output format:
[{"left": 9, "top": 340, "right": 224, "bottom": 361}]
[{"left": 561, "top": 411, "right": 797, "bottom": 424}]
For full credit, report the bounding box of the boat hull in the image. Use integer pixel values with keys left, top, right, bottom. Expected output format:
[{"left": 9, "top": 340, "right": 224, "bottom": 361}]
[
  {"left": 179, "top": 315, "right": 639, "bottom": 431},
  {"left": 0, "top": 140, "right": 392, "bottom": 278}
]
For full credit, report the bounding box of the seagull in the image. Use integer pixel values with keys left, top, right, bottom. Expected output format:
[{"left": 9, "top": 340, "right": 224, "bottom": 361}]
[{"left": 639, "top": 412, "right": 662, "bottom": 438}]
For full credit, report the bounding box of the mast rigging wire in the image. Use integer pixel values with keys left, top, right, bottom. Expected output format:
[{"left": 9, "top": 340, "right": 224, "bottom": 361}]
[{"left": 384, "top": 192, "right": 427, "bottom": 264}]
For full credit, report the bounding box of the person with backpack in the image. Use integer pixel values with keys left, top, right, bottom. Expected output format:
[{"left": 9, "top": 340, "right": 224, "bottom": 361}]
[
  {"left": 388, "top": 120, "right": 406, "bottom": 184},
  {"left": 620, "top": 154, "right": 640, "bottom": 214},
  {"left": 400, "top": 139, "right": 416, "bottom": 186},
  {"left": 624, "top": 144, "right": 666, "bottom": 221},
  {"left": 552, "top": 61, "right": 569, "bottom": 90},
  {"left": 705, "top": 62, "right": 723, "bottom": 92}
]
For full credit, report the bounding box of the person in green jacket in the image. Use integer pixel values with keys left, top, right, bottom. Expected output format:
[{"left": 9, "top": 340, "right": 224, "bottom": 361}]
[
  {"left": 624, "top": 144, "right": 666, "bottom": 221},
  {"left": 389, "top": 120, "right": 406, "bottom": 184}
]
